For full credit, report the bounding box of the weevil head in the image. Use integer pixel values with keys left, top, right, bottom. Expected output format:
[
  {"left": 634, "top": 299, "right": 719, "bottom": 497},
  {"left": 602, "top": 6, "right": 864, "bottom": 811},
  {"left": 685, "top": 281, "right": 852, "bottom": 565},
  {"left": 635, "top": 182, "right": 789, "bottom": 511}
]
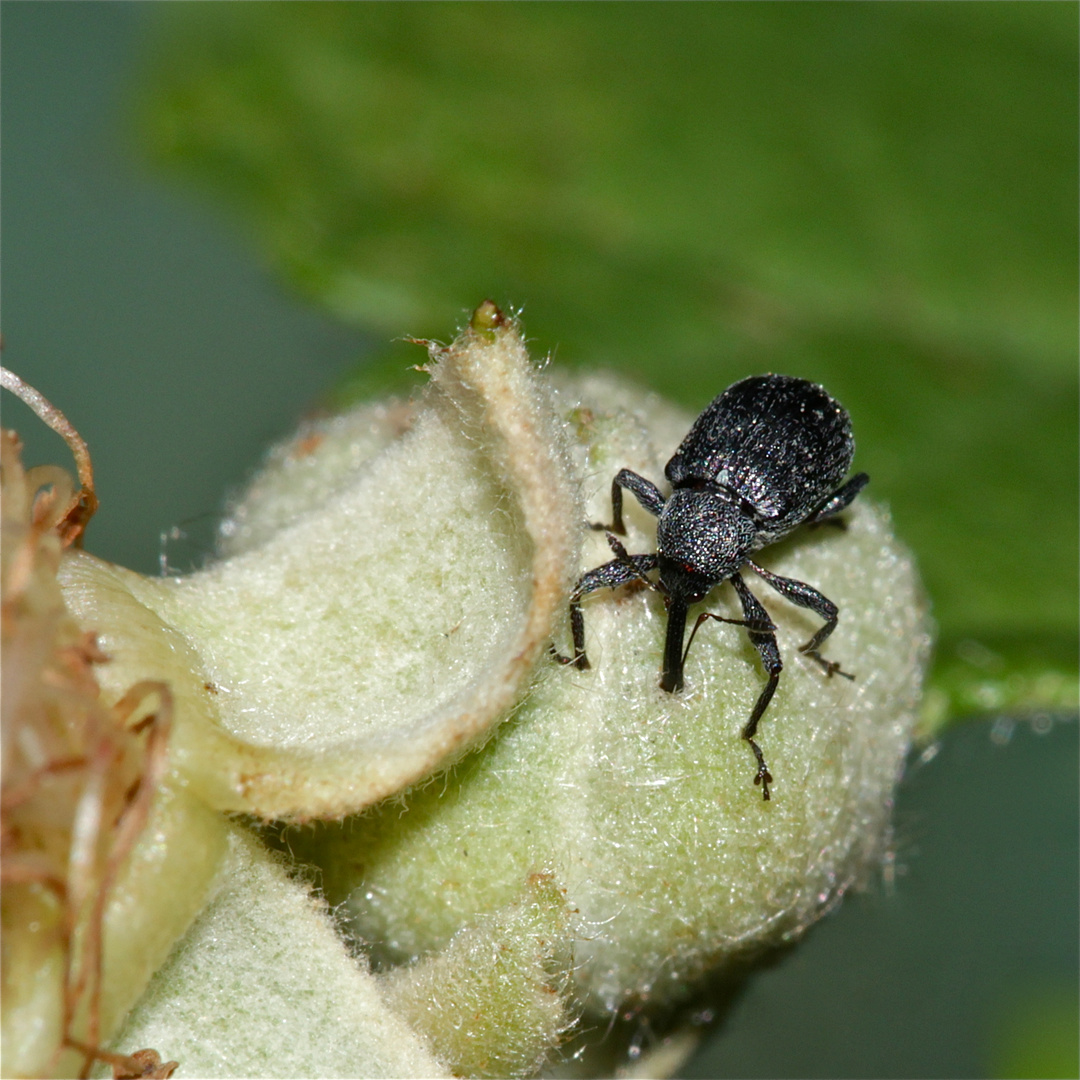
[{"left": 656, "top": 487, "right": 755, "bottom": 604}]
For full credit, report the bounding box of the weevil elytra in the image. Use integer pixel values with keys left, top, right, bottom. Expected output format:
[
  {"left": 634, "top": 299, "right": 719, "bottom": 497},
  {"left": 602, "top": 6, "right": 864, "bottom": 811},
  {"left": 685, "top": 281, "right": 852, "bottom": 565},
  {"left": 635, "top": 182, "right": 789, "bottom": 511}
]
[{"left": 560, "top": 374, "right": 868, "bottom": 799}]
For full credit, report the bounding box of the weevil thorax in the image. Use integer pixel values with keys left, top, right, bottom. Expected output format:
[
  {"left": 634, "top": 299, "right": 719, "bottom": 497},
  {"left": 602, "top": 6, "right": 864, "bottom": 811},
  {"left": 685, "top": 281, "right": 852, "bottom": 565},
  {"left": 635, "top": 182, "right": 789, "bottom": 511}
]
[{"left": 656, "top": 487, "right": 756, "bottom": 603}]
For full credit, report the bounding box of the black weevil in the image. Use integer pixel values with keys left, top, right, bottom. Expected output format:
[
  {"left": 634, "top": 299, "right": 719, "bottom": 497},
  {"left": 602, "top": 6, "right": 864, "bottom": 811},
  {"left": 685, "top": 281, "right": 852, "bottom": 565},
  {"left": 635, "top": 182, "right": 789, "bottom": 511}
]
[{"left": 560, "top": 374, "right": 868, "bottom": 800}]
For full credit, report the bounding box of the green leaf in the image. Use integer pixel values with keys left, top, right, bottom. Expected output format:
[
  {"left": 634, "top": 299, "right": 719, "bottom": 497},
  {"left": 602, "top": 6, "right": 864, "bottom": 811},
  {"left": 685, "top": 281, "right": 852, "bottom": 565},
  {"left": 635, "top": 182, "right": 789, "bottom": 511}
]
[
  {"left": 138, "top": 2, "right": 1078, "bottom": 727},
  {"left": 988, "top": 983, "right": 1080, "bottom": 1080}
]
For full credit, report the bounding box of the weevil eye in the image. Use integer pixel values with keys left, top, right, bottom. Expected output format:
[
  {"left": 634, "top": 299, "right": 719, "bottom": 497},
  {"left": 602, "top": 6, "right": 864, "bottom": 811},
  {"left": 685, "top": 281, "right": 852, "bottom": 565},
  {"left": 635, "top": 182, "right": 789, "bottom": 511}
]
[{"left": 657, "top": 556, "right": 711, "bottom": 608}]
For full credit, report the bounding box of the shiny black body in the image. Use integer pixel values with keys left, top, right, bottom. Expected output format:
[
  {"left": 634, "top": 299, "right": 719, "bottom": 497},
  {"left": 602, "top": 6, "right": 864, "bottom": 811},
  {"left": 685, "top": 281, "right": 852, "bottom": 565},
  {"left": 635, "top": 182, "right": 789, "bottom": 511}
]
[{"left": 563, "top": 374, "right": 868, "bottom": 799}]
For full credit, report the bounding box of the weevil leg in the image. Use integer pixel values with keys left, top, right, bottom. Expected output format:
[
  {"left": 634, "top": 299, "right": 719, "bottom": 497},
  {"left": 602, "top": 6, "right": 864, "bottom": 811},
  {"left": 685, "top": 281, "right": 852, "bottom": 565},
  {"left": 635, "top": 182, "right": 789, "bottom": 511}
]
[
  {"left": 552, "top": 550, "right": 660, "bottom": 669},
  {"left": 748, "top": 561, "right": 854, "bottom": 680},
  {"left": 730, "top": 573, "right": 782, "bottom": 800},
  {"left": 603, "top": 532, "right": 661, "bottom": 590},
  {"left": 592, "top": 468, "right": 666, "bottom": 535},
  {"left": 807, "top": 472, "right": 869, "bottom": 528}
]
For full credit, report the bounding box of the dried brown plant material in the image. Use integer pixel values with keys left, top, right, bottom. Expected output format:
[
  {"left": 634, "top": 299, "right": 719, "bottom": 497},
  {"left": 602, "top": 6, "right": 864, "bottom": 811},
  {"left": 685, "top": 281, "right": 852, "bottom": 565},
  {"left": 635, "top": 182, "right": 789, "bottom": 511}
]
[
  {"left": 61, "top": 1041, "right": 179, "bottom": 1080},
  {"left": 109, "top": 1046, "right": 180, "bottom": 1079},
  {"left": 1, "top": 394, "right": 174, "bottom": 1077},
  {"left": 0, "top": 367, "right": 98, "bottom": 547}
]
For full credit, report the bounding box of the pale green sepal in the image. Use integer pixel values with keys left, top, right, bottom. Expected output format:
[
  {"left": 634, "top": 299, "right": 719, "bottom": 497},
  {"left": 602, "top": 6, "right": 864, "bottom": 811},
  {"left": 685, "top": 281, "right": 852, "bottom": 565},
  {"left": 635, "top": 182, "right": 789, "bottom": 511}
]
[{"left": 100, "top": 827, "right": 448, "bottom": 1079}]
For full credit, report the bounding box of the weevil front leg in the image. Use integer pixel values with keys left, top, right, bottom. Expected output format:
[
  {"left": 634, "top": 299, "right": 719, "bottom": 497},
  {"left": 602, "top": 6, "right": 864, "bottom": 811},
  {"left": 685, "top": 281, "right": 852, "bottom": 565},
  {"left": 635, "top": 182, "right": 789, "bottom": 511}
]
[
  {"left": 748, "top": 561, "right": 853, "bottom": 680},
  {"left": 729, "top": 572, "right": 782, "bottom": 800},
  {"left": 554, "top": 543, "right": 660, "bottom": 669},
  {"left": 592, "top": 468, "right": 666, "bottom": 535}
]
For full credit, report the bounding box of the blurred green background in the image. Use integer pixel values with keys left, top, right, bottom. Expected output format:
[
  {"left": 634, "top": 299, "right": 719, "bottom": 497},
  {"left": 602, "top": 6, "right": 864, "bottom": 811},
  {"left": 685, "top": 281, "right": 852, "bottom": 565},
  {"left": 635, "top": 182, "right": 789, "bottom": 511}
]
[{"left": 2, "top": 4, "right": 1076, "bottom": 1077}]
